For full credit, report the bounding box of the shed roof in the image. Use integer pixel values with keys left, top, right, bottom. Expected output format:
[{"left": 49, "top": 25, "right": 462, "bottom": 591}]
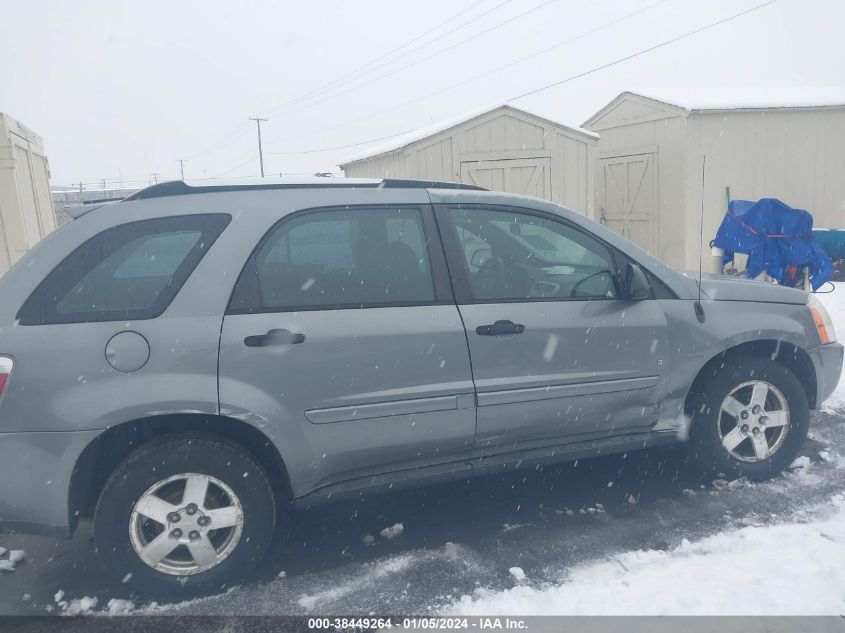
[
  {"left": 585, "top": 88, "right": 845, "bottom": 128},
  {"left": 340, "top": 104, "right": 598, "bottom": 166},
  {"left": 633, "top": 87, "right": 845, "bottom": 111},
  {"left": 1, "top": 112, "right": 45, "bottom": 148}
]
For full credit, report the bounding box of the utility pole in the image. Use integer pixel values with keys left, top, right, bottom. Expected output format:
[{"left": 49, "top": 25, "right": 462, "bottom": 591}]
[
  {"left": 249, "top": 116, "right": 269, "bottom": 177},
  {"left": 176, "top": 159, "right": 187, "bottom": 180},
  {"left": 150, "top": 173, "right": 160, "bottom": 184}
]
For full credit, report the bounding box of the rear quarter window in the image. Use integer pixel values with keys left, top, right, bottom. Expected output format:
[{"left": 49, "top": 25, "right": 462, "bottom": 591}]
[{"left": 17, "top": 214, "right": 230, "bottom": 325}]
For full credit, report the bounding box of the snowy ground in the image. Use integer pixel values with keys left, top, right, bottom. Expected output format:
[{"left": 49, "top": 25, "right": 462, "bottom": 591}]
[
  {"left": 1, "top": 287, "right": 844, "bottom": 616},
  {"left": 451, "top": 493, "right": 845, "bottom": 615}
]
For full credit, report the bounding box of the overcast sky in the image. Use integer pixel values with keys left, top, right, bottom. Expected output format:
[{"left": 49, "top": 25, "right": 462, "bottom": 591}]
[{"left": 1, "top": 0, "right": 842, "bottom": 187}]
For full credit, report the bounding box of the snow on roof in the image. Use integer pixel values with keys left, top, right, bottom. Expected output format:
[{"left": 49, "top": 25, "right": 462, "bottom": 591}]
[
  {"left": 340, "top": 104, "right": 597, "bottom": 166},
  {"left": 629, "top": 87, "right": 845, "bottom": 111}
]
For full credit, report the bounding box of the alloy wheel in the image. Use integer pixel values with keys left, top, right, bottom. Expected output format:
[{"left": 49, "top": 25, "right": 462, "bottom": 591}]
[
  {"left": 718, "top": 380, "right": 790, "bottom": 463},
  {"left": 129, "top": 473, "right": 244, "bottom": 576}
]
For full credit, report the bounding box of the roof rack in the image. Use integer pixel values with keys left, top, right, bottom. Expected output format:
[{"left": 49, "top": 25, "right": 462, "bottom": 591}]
[{"left": 124, "top": 178, "right": 485, "bottom": 201}]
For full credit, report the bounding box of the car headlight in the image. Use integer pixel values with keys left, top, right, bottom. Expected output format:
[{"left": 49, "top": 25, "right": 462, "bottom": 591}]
[{"left": 808, "top": 293, "right": 836, "bottom": 344}]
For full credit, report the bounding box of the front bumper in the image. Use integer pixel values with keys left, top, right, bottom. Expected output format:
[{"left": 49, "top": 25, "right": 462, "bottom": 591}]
[
  {"left": 0, "top": 429, "right": 100, "bottom": 538},
  {"left": 810, "top": 342, "right": 844, "bottom": 408}
]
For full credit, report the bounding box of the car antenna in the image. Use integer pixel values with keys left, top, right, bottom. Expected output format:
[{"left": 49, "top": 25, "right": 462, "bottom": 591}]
[{"left": 694, "top": 155, "right": 706, "bottom": 323}]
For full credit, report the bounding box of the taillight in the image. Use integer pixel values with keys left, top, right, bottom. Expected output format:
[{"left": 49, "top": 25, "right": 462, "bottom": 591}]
[{"left": 0, "top": 357, "right": 12, "bottom": 399}]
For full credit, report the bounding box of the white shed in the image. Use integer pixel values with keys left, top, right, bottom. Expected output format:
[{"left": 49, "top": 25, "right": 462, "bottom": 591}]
[
  {"left": 0, "top": 113, "right": 56, "bottom": 277},
  {"left": 584, "top": 90, "right": 845, "bottom": 271},
  {"left": 340, "top": 105, "right": 599, "bottom": 218}
]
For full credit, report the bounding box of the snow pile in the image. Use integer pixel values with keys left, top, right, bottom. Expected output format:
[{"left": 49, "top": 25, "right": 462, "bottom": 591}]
[
  {"left": 508, "top": 567, "right": 526, "bottom": 582},
  {"left": 51, "top": 590, "right": 102, "bottom": 615},
  {"left": 105, "top": 599, "right": 136, "bottom": 615},
  {"left": 379, "top": 523, "right": 404, "bottom": 540},
  {"left": 447, "top": 495, "right": 845, "bottom": 615},
  {"left": 819, "top": 284, "right": 845, "bottom": 412},
  {"left": 61, "top": 596, "right": 98, "bottom": 616},
  {"left": 0, "top": 549, "right": 25, "bottom": 572}
]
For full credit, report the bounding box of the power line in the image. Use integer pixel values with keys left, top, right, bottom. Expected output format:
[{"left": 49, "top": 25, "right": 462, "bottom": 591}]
[
  {"left": 262, "top": 0, "right": 777, "bottom": 156},
  {"left": 109, "top": 0, "right": 777, "bottom": 182},
  {"left": 508, "top": 0, "right": 778, "bottom": 102},
  {"left": 215, "top": 154, "right": 257, "bottom": 178},
  {"left": 266, "top": 0, "right": 517, "bottom": 117},
  {"left": 276, "top": 0, "right": 561, "bottom": 117},
  {"left": 267, "top": 0, "right": 492, "bottom": 113},
  {"left": 179, "top": 1, "right": 495, "bottom": 162},
  {"left": 174, "top": 0, "right": 641, "bottom": 171},
  {"left": 97, "top": 0, "right": 666, "bottom": 180},
  {"left": 182, "top": 120, "right": 251, "bottom": 161},
  {"left": 340, "top": 0, "right": 670, "bottom": 123},
  {"left": 252, "top": 0, "right": 671, "bottom": 154},
  {"left": 264, "top": 128, "right": 421, "bottom": 155}
]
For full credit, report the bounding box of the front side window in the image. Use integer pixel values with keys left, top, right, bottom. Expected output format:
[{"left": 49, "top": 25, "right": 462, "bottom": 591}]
[
  {"left": 448, "top": 207, "right": 618, "bottom": 301},
  {"left": 18, "top": 214, "right": 230, "bottom": 325},
  {"left": 229, "top": 207, "right": 435, "bottom": 312}
]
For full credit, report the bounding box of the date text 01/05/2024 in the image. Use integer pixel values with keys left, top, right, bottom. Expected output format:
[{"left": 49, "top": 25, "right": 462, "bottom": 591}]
[{"left": 306, "top": 617, "right": 529, "bottom": 630}]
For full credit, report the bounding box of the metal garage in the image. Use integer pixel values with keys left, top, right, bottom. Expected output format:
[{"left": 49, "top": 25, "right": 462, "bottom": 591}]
[
  {"left": 340, "top": 105, "right": 599, "bottom": 218},
  {"left": 584, "top": 90, "right": 845, "bottom": 271}
]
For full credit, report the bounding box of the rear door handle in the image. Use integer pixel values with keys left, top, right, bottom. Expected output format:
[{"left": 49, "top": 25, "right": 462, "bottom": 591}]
[
  {"left": 244, "top": 329, "right": 306, "bottom": 347},
  {"left": 475, "top": 320, "right": 525, "bottom": 336}
]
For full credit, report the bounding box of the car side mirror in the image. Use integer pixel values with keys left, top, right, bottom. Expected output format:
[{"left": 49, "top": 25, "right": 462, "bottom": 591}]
[{"left": 623, "top": 263, "right": 651, "bottom": 300}]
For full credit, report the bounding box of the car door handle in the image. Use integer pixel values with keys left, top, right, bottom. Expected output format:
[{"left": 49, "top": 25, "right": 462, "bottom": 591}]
[
  {"left": 244, "top": 329, "right": 306, "bottom": 347},
  {"left": 475, "top": 320, "right": 526, "bottom": 336}
]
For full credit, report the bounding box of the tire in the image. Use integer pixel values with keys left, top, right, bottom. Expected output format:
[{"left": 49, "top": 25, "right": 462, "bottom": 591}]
[
  {"left": 687, "top": 356, "right": 809, "bottom": 480},
  {"left": 94, "top": 435, "right": 276, "bottom": 597}
]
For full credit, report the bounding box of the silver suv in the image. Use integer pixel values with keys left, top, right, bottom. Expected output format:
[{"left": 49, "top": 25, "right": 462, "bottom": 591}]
[{"left": 0, "top": 178, "right": 841, "bottom": 595}]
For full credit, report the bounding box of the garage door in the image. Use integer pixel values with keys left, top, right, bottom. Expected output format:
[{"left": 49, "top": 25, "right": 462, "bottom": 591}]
[
  {"left": 600, "top": 153, "right": 657, "bottom": 253},
  {"left": 460, "top": 158, "right": 551, "bottom": 199}
]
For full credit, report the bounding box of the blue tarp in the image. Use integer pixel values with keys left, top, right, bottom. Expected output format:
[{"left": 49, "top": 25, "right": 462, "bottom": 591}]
[{"left": 713, "top": 197, "right": 832, "bottom": 291}]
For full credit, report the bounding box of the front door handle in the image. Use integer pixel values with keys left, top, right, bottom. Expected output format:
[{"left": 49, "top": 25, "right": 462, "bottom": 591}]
[
  {"left": 244, "top": 329, "right": 306, "bottom": 347},
  {"left": 476, "top": 320, "right": 525, "bottom": 336}
]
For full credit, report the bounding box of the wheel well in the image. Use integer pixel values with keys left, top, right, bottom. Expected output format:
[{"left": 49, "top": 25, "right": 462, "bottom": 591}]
[
  {"left": 684, "top": 340, "right": 817, "bottom": 416},
  {"left": 68, "top": 414, "right": 293, "bottom": 532}
]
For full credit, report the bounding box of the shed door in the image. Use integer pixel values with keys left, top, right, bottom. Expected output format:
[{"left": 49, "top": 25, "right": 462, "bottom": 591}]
[
  {"left": 600, "top": 153, "right": 657, "bottom": 253},
  {"left": 460, "top": 158, "right": 551, "bottom": 199},
  {"left": 13, "top": 145, "right": 43, "bottom": 250}
]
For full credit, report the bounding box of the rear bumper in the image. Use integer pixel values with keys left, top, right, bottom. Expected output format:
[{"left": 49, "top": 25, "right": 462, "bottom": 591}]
[
  {"left": 809, "top": 342, "right": 844, "bottom": 408},
  {"left": 0, "top": 429, "right": 100, "bottom": 539}
]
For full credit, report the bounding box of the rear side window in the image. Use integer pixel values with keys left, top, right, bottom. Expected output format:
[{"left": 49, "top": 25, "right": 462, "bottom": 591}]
[
  {"left": 229, "top": 206, "right": 435, "bottom": 312},
  {"left": 17, "top": 214, "right": 230, "bottom": 325}
]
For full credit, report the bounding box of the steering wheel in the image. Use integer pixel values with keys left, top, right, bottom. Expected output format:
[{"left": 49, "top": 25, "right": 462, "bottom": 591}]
[{"left": 569, "top": 269, "right": 614, "bottom": 298}]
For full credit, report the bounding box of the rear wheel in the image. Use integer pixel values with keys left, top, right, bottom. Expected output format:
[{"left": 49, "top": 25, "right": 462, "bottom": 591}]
[
  {"left": 687, "top": 357, "right": 809, "bottom": 480},
  {"left": 94, "top": 436, "right": 275, "bottom": 597}
]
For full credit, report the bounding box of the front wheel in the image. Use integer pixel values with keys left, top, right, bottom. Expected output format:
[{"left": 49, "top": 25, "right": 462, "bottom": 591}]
[
  {"left": 687, "top": 356, "right": 809, "bottom": 480},
  {"left": 94, "top": 436, "right": 276, "bottom": 597}
]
